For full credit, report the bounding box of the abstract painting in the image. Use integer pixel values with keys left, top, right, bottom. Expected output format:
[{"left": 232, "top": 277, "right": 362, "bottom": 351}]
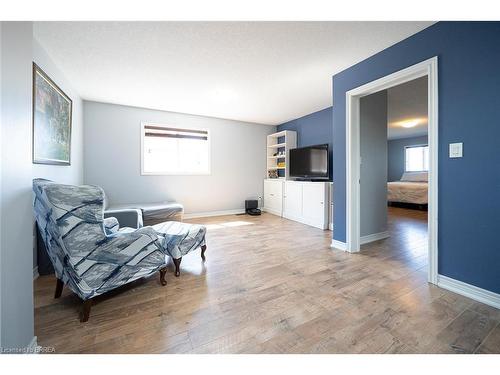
[{"left": 33, "top": 63, "right": 72, "bottom": 165}]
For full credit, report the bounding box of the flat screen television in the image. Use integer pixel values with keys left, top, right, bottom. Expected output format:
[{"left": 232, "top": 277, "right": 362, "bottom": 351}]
[{"left": 289, "top": 144, "right": 329, "bottom": 180}]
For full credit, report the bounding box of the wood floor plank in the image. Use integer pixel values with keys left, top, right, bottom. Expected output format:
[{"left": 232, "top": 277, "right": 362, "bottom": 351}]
[{"left": 33, "top": 207, "right": 500, "bottom": 353}]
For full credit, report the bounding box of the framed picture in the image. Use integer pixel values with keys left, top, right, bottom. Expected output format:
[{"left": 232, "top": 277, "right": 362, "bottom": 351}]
[{"left": 32, "top": 63, "right": 72, "bottom": 165}]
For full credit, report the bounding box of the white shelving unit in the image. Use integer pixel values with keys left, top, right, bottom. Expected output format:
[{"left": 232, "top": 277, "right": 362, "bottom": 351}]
[{"left": 266, "top": 130, "right": 297, "bottom": 180}]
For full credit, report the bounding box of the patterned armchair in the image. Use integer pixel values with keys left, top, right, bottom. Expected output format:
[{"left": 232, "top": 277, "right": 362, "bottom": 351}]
[{"left": 33, "top": 179, "right": 207, "bottom": 322}]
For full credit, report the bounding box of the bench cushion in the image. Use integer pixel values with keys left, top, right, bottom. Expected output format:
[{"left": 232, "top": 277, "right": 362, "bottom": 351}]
[{"left": 108, "top": 202, "right": 184, "bottom": 225}]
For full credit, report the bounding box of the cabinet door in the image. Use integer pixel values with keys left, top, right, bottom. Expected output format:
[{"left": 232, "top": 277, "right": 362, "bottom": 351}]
[
  {"left": 264, "top": 180, "right": 283, "bottom": 216},
  {"left": 283, "top": 182, "right": 302, "bottom": 219},
  {"left": 302, "top": 183, "right": 327, "bottom": 228}
]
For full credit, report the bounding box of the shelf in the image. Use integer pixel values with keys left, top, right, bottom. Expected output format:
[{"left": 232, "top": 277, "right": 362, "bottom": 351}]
[
  {"left": 267, "top": 143, "right": 286, "bottom": 149},
  {"left": 267, "top": 130, "right": 288, "bottom": 138},
  {"left": 265, "top": 130, "right": 297, "bottom": 180}
]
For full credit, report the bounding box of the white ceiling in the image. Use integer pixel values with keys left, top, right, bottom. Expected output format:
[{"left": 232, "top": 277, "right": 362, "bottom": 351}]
[
  {"left": 387, "top": 76, "right": 428, "bottom": 140},
  {"left": 34, "top": 21, "right": 434, "bottom": 125}
]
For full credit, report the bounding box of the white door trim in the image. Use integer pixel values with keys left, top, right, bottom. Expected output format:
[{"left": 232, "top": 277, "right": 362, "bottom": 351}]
[{"left": 345, "top": 56, "right": 439, "bottom": 285}]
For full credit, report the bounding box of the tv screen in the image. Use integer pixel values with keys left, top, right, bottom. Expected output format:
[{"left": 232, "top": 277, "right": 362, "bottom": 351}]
[{"left": 289, "top": 144, "right": 329, "bottom": 180}]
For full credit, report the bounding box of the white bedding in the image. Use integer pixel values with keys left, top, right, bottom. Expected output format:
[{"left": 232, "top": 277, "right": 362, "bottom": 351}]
[{"left": 387, "top": 181, "right": 428, "bottom": 204}]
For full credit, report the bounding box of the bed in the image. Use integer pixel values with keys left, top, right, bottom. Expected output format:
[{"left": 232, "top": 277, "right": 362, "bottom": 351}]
[{"left": 387, "top": 172, "right": 428, "bottom": 205}]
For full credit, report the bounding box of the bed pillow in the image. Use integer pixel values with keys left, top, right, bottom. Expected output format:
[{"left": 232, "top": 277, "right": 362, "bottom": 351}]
[{"left": 401, "top": 171, "right": 428, "bottom": 182}]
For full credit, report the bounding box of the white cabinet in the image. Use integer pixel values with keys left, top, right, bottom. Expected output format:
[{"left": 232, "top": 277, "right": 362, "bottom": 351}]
[
  {"left": 302, "top": 183, "right": 327, "bottom": 227},
  {"left": 283, "top": 181, "right": 302, "bottom": 220},
  {"left": 266, "top": 180, "right": 329, "bottom": 230},
  {"left": 263, "top": 179, "right": 283, "bottom": 216}
]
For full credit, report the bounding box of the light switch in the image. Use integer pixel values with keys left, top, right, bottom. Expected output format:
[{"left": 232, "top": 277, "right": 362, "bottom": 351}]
[{"left": 449, "top": 142, "right": 463, "bottom": 158}]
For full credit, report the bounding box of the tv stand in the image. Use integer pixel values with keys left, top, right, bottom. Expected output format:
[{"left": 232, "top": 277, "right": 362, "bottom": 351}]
[
  {"left": 293, "top": 178, "right": 329, "bottom": 182},
  {"left": 263, "top": 179, "right": 332, "bottom": 230}
]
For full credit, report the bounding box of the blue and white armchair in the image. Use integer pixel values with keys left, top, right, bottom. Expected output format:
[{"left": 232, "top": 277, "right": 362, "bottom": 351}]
[{"left": 33, "top": 179, "right": 207, "bottom": 322}]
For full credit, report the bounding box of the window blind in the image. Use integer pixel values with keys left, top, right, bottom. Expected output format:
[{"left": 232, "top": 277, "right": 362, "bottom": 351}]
[{"left": 144, "top": 125, "right": 208, "bottom": 141}]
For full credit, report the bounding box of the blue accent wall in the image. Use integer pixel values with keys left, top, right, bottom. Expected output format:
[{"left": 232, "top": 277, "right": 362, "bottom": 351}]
[
  {"left": 388, "top": 136, "right": 428, "bottom": 182},
  {"left": 332, "top": 21, "right": 500, "bottom": 293},
  {"left": 277, "top": 107, "right": 333, "bottom": 180}
]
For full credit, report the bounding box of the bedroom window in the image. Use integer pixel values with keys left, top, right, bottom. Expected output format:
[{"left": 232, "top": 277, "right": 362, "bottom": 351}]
[
  {"left": 405, "top": 145, "right": 429, "bottom": 172},
  {"left": 141, "top": 123, "right": 210, "bottom": 175}
]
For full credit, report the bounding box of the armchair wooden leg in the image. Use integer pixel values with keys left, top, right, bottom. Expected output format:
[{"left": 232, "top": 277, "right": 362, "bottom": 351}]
[
  {"left": 81, "top": 300, "right": 92, "bottom": 323},
  {"left": 173, "top": 257, "right": 182, "bottom": 277},
  {"left": 54, "top": 278, "right": 64, "bottom": 299},
  {"left": 159, "top": 267, "right": 168, "bottom": 286},
  {"left": 201, "top": 245, "right": 207, "bottom": 261}
]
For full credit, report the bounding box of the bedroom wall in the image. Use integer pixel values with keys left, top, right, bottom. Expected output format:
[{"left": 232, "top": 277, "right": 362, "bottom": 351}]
[
  {"left": 388, "top": 135, "right": 428, "bottom": 182},
  {"left": 332, "top": 21, "right": 500, "bottom": 294},
  {"left": 360, "top": 91, "right": 388, "bottom": 238},
  {"left": 277, "top": 107, "right": 333, "bottom": 180},
  {"left": 0, "top": 21, "right": 34, "bottom": 350},
  {"left": 83, "top": 101, "right": 275, "bottom": 215}
]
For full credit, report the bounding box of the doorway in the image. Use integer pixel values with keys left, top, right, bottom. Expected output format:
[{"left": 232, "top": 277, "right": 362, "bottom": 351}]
[{"left": 345, "top": 57, "right": 438, "bottom": 284}]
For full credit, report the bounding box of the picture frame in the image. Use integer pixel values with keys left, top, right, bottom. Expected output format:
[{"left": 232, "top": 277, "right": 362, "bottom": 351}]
[{"left": 32, "top": 63, "right": 72, "bottom": 165}]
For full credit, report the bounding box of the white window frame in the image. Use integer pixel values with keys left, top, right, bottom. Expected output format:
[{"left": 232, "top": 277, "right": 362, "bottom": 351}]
[
  {"left": 140, "top": 122, "right": 211, "bottom": 176},
  {"left": 404, "top": 144, "right": 429, "bottom": 173}
]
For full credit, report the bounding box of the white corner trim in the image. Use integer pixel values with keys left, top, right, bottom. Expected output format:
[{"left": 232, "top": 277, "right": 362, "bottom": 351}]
[
  {"left": 360, "top": 231, "right": 390, "bottom": 245},
  {"left": 328, "top": 222, "right": 333, "bottom": 231},
  {"left": 331, "top": 239, "right": 347, "bottom": 251},
  {"left": 33, "top": 266, "right": 39, "bottom": 280},
  {"left": 27, "top": 336, "right": 39, "bottom": 354},
  {"left": 183, "top": 209, "right": 246, "bottom": 219},
  {"left": 437, "top": 275, "right": 500, "bottom": 310}
]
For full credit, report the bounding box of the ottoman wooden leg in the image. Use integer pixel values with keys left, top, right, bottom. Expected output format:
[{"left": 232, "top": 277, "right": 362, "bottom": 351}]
[
  {"left": 54, "top": 278, "right": 64, "bottom": 299},
  {"left": 201, "top": 245, "right": 207, "bottom": 261},
  {"left": 173, "top": 257, "right": 182, "bottom": 277},
  {"left": 159, "top": 267, "right": 168, "bottom": 286},
  {"left": 81, "top": 299, "right": 92, "bottom": 323}
]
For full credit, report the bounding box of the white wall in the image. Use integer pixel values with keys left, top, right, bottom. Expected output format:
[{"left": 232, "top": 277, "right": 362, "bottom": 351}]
[
  {"left": 84, "top": 101, "right": 275, "bottom": 215},
  {"left": 0, "top": 21, "right": 34, "bottom": 350},
  {"left": 32, "top": 39, "right": 84, "bottom": 186},
  {"left": 360, "top": 91, "right": 388, "bottom": 237},
  {"left": 32, "top": 39, "right": 85, "bottom": 269},
  {"left": 0, "top": 20, "right": 3, "bottom": 346}
]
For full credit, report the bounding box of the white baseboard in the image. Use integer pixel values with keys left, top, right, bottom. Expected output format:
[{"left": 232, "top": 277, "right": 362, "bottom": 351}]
[
  {"left": 328, "top": 222, "right": 333, "bottom": 231},
  {"left": 360, "top": 231, "right": 390, "bottom": 245},
  {"left": 33, "top": 266, "right": 39, "bottom": 280},
  {"left": 183, "top": 209, "right": 246, "bottom": 219},
  {"left": 437, "top": 275, "right": 500, "bottom": 310},
  {"left": 262, "top": 207, "right": 283, "bottom": 217},
  {"left": 331, "top": 239, "right": 347, "bottom": 251}
]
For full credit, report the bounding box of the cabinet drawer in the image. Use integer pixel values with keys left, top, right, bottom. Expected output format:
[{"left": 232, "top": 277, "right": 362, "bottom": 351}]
[
  {"left": 264, "top": 180, "right": 283, "bottom": 198},
  {"left": 264, "top": 179, "right": 283, "bottom": 215}
]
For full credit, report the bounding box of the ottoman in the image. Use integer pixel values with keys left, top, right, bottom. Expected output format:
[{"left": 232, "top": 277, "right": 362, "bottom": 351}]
[{"left": 153, "top": 221, "right": 207, "bottom": 276}]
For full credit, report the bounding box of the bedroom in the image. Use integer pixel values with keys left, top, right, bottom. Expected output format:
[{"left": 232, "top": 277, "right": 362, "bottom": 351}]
[{"left": 359, "top": 76, "right": 429, "bottom": 268}]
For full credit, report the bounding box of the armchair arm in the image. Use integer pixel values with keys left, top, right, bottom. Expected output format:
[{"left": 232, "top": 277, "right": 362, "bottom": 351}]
[
  {"left": 104, "top": 208, "right": 143, "bottom": 229},
  {"left": 86, "top": 226, "right": 168, "bottom": 265},
  {"left": 103, "top": 216, "right": 120, "bottom": 234}
]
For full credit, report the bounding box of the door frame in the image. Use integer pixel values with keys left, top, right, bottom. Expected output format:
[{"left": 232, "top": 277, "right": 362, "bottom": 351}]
[{"left": 345, "top": 56, "right": 438, "bottom": 284}]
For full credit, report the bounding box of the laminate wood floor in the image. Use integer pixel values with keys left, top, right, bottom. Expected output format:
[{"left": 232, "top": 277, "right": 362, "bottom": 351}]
[{"left": 33, "top": 207, "right": 500, "bottom": 353}]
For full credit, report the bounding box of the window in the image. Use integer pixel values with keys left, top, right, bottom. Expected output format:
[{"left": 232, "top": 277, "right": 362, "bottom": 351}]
[
  {"left": 141, "top": 123, "right": 210, "bottom": 175},
  {"left": 405, "top": 145, "right": 429, "bottom": 172}
]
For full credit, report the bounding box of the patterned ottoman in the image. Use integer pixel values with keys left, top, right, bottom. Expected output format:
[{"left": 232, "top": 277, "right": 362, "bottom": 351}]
[{"left": 153, "top": 221, "right": 207, "bottom": 276}]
